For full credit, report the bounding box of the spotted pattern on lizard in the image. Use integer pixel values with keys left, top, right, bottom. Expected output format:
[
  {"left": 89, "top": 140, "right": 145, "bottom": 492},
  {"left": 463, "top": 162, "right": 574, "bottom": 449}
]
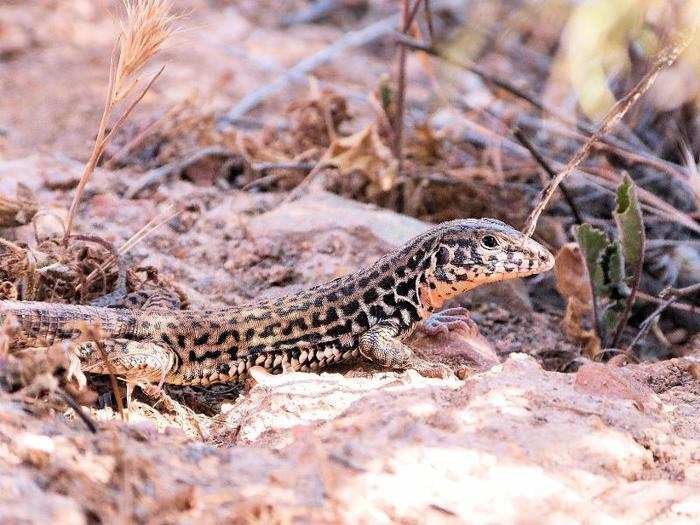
[{"left": 1, "top": 219, "right": 555, "bottom": 386}]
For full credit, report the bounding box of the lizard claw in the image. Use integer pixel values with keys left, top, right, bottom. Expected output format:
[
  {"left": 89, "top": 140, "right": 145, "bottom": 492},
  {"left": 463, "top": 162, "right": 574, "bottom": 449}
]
[
  {"left": 410, "top": 358, "right": 454, "bottom": 379},
  {"left": 418, "top": 307, "right": 478, "bottom": 337},
  {"left": 65, "top": 350, "right": 87, "bottom": 390}
]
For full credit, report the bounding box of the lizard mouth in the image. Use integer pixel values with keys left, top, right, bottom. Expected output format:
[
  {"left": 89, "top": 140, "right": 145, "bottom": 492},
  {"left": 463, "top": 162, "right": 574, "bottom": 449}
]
[{"left": 508, "top": 241, "right": 555, "bottom": 278}]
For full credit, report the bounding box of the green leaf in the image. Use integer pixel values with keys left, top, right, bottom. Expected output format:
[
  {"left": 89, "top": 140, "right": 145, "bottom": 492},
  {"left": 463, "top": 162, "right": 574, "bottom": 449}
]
[
  {"left": 614, "top": 173, "right": 645, "bottom": 273},
  {"left": 599, "top": 243, "right": 629, "bottom": 334},
  {"left": 575, "top": 224, "right": 610, "bottom": 295},
  {"left": 601, "top": 243, "right": 628, "bottom": 297}
]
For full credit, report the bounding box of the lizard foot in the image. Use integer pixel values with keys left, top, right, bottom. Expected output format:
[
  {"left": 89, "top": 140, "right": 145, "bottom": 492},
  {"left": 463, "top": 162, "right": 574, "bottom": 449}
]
[
  {"left": 418, "top": 307, "right": 478, "bottom": 337},
  {"left": 359, "top": 322, "right": 454, "bottom": 379}
]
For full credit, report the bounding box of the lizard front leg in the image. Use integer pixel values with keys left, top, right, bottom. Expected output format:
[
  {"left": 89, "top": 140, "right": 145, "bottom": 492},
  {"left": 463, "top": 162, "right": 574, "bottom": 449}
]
[
  {"left": 359, "top": 322, "right": 452, "bottom": 379},
  {"left": 75, "top": 338, "right": 178, "bottom": 385}
]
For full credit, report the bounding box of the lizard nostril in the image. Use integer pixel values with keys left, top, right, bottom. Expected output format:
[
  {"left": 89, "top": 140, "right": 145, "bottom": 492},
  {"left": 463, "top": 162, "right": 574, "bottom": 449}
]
[{"left": 539, "top": 253, "right": 549, "bottom": 262}]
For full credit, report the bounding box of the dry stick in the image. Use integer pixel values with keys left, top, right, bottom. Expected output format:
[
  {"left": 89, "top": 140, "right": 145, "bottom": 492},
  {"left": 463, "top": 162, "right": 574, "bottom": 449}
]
[
  {"left": 396, "top": 35, "right": 690, "bottom": 183},
  {"left": 124, "top": 146, "right": 236, "bottom": 198},
  {"left": 423, "top": 0, "right": 434, "bottom": 41},
  {"left": 63, "top": 50, "right": 118, "bottom": 244},
  {"left": 522, "top": 35, "right": 692, "bottom": 238},
  {"left": 96, "top": 340, "right": 126, "bottom": 422},
  {"left": 55, "top": 387, "right": 98, "bottom": 433},
  {"left": 627, "top": 282, "right": 700, "bottom": 352},
  {"left": 635, "top": 290, "right": 698, "bottom": 314},
  {"left": 223, "top": 15, "right": 400, "bottom": 121},
  {"left": 393, "top": 0, "right": 425, "bottom": 175},
  {"left": 104, "top": 98, "right": 180, "bottom": 170},
  {"left": 582, "top": 165, "right": 700, "bottom": 234},
  {"left": 63, "top": 66, "right": 165, "bottom": 244},
  {"left": 81, "top": 204, "right": 179, "bottom": 293},
  {"left": 512, "top": 128, "right": 584, "bottom": 225},
  {"left": 455, "top": 105, "right": 700, "bottom": 233},
  {"left": 511, "top": 112, "right": 686, "bottom": 183}
]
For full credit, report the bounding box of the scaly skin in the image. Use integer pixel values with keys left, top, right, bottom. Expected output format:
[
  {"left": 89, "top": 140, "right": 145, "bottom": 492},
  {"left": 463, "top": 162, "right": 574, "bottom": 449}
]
[{"left": 1, "top": 219, "right": 554, "bottom": 385}]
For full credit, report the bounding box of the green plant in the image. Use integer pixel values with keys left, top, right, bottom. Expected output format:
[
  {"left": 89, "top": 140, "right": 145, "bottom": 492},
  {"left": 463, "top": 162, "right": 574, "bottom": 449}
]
[{"left": 575, "top": 173, "right": 645, "bottom": 348}]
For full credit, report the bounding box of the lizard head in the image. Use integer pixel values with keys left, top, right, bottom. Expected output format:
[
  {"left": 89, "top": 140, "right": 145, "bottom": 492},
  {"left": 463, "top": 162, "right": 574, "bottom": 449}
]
[{"left": 417, "top": 218, "right": 554, "bottom": 309}]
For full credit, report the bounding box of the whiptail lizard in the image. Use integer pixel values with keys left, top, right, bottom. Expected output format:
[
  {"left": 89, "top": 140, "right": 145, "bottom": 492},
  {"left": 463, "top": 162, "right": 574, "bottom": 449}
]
[{"left": 1, "top": 219, "right": 554, "bottom": 386}]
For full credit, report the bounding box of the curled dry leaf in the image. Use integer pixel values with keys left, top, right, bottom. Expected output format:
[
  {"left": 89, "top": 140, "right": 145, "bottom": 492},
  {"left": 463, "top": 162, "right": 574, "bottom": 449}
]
[
  {"left": 0, "top": 184, "right": 38, "bottom": 227},
  {"left": 325, "top": 123, "right": 398, "bottom": 191},
  {"left": 554, "top": 243, "right": 600, "bottom": 357}
]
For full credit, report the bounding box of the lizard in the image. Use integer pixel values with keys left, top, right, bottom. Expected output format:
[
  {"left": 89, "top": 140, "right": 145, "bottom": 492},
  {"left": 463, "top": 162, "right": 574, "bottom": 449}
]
[{"left": 0, "top": 218, "right": 554, "bottom": 386}]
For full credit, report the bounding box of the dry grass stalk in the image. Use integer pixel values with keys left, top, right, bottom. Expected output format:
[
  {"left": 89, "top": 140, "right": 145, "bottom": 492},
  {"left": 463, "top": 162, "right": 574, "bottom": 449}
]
[
  {"left": 79, "top": 203, "right": 179, "bottom": 293},
  {"left": 63, "top": 0, "right": 176, "bottom": 243},
  {"left": 522, "top": 34, "right": 693, "bottom": 238},
  {"left": 76, "top": 322, "right": 126, "bottom": 421}
]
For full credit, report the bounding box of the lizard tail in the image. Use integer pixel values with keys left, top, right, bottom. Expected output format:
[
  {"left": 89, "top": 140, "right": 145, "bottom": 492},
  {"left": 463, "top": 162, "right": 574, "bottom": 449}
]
[{"left": 0, "top": 300, "right": 136, "bottom": 348}]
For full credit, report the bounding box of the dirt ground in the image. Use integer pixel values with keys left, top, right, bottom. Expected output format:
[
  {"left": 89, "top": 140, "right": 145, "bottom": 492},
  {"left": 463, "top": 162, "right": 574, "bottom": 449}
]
[{"left": 1, "top": 1, "right": 699, "bottom": 523}]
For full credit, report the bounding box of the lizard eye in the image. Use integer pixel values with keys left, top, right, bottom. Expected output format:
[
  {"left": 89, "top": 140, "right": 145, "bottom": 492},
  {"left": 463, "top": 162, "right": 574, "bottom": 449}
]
[{"left": 481, "top": 235, "right": 498, "bottom": 249}]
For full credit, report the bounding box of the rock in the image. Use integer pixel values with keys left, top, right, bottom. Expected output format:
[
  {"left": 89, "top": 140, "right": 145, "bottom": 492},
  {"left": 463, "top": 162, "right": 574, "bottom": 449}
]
[{"left": 247, "top": 190, "right": 429, "bottom": 248}]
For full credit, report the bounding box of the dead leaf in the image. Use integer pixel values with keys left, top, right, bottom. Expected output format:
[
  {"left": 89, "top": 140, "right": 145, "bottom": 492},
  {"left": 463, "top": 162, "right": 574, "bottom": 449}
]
[
  {"left": 554, "top": 243, "right": 600, "bottom": 357},
  {"left": 325, "top": 124, "right": 397, "bottom": 191},
  {"left": 554, "top": 243, "right": 591, "bottom": 305},
  {"left": 411, "top": 122, "right": 442, "bottom": 163}
]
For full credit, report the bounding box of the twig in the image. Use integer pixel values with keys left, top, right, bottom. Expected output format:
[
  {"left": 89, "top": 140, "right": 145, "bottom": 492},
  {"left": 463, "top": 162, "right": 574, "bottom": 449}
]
[
  {"left": 280, "top": 0, "right": 343, "bottom": 27},
  {"left": 397, "top": 34, "right": 691, "bottom": 183},
  {"left": 82, "top": 203, "right": 179, "bottom": 296},
  {"left": 512, "top": 128, "right": 584, "bottom": 225},
  {"left": 222, "top": 15, "right": 400, "bottom": 121},
  {"left": 253, "top": 161, "right": 316, "bottom": 172},
  {"left": 626, "top": 282, "right": 700, "bottom": 352},
  {"left": 445, "top": 105, "right": 700, "bottom": 233},
  {"left": 55, "top": 387, "right": 98, "bottom": 433},
  {"left": 522, "top": 35, "right": 692, "bottom": 237},
  {"left": 78, "top": 326, "right": 125, "bottom": 422},
  {"left": 279, "top": 155, "right": 332, "bottom": 205},
  {"left": 124, "top": 147, "right": 237, "bottom": 198},
  {"left": 63, "top": 0, "right": 176, "bottom": 243},
  {"left": 393, "top": 0, "right": 424, "bottom": 175},
  {"left": 63, "top": 48, "right": 118, "bottom": 243},
  {"left": 104, "top": 104, "right": 175, "bottom": 169},
  {"left": 635, "top": 290, "right": 698, "bottom": 314},
  {"left": 97, "top": 340, "right": 126, "bottom": 422}
]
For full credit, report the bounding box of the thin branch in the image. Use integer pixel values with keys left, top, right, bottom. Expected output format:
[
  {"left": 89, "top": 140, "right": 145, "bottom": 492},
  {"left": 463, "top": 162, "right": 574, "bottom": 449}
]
[
  {"left": 102, "top": 66, "right": 165, "bottom": 147},
  {"left": 626, "top": 283, "right": 700, "bottom": 352},
  {"left": 124, "top": 146, "right": 237, "bottom": 198},
  {"left": 635, "top": 290, "right": 698, "bottom": 313},
  {"left": 223, "top": 15, "right": 400, "bottom": 121},
  {"left": 397, "top": 34, "right": 691, "bottom": 183},
  {"left": 63, "top": 50, "right": 118, "bottom": 243},
  {"left": 55, "top": 387, "right": 98, "bottom": 433},
  {"left": 522, "top": 35, "right": 692, "bottom": 237},
  {"left": 394, "top": 0, "right": 424, "bottom": 175},
  {"left": 512, "top": 128, "right": 584, "bottom": 225}
]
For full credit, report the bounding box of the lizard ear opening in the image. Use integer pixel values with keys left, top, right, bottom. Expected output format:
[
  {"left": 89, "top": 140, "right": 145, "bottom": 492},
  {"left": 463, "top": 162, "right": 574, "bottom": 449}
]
[{"left": 435, "top": 245, "right": 450, "bottom": 265}]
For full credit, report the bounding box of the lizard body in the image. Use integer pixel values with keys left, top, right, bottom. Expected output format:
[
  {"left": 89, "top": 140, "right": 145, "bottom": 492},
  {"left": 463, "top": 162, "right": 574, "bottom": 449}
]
[{"left": 1, "top": 219, "right": 554, "bottom": 385}]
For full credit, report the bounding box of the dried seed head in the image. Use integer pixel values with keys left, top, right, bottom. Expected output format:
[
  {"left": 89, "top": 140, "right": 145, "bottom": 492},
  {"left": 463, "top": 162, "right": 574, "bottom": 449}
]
[{"left": 114, "top": 0, "right": 176, "bottom": 102}]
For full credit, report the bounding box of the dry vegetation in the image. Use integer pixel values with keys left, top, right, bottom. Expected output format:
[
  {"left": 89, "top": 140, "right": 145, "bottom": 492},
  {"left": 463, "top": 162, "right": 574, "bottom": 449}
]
[{"left": 0, "top": 0, "right": 699, "bottom": 522}]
